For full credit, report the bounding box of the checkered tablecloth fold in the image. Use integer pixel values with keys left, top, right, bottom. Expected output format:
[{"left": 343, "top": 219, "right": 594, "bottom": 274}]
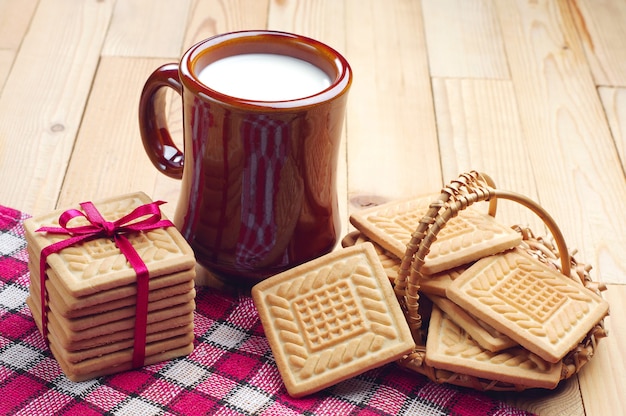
[{"left": 0, "top": 205, "right": 535, "bottom": 415}]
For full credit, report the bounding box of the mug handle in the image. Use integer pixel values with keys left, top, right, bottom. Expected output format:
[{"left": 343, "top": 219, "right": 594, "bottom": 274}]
[{"left": 138, "top": 63, "right": 185, "bottom": 179}]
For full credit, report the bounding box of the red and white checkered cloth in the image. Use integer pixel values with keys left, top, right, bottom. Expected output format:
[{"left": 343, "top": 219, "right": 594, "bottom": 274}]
[{"left": 0, "top": 205, "right": 535, "bottom": 415}]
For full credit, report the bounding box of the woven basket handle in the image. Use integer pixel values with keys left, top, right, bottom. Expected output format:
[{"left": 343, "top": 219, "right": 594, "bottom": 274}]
[{"left": 394, "top": 171, "right": 571, "bottom": 342}]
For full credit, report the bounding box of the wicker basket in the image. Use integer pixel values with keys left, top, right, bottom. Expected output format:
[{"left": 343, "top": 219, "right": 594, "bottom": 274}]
[{"left": 389, "top": 171, "right": 608, "bottom": 391}]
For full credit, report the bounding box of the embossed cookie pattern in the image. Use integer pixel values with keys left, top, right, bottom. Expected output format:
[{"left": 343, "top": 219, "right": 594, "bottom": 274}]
[
  {"left": 252, "top": 243, "right": 414, "bottom": 397},
  {"left": 25, "top": 192, "right": 195, "bottom": 296},
  {"left": 350, "top": 196, "right": 521, "bottom": 274},
  {"left": 429, "top": 295, "right": 516, "bottom": 352},
  {"left": 446, "top": 249, "right": 610, "bottom": 363},
  {"left": 425, "top": 305, "right": 562, "bottom": 389},
  {"left": 353, "top": 234, "right": 400, "bottom": 283}
]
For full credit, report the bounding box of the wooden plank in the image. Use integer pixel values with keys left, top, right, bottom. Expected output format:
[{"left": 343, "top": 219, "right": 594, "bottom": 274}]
[
  {"left": 183, "top": 0, "right": 269, "bottom": 50},
  {"left": 497, "top": 377, "right": 584, "bottom": 416},
  {"left": 0, "top": 50, "right": 13, "bottom": 93},
  {"left": 432, "top": 78, "right": 545, "bottom": 232},
  {"left": 102, "top": 0, "right": 191, "bottom": 58},
  {"left": 267, "top": 0, "right": 345, "bottom": 53},
  {"left": 57, "top": 57, "right": 178, "bottom": 219},
  {"left": 0, "top": 0, "right": 39, "bottom": 49},
  {"left": 577, "top": 284, "right": 626, "bottom": 416},
  {"left": 598, "top": 87, "right": 626, "bottom": 172},
  {"left": 570, "top": 0, "right": 626, "bottom": 87},
  {"left": 0, "top": 0, "right": 39, "bottom": 100},
  {"left": 345, "top": 0, "right": 441, "bottom": 211},
  {"left": 495, "top": 0, "right": 626, "bottom": 284},
  {"left": 421, "top": 0, "right": 509, "bottom": 79},
  {"left": 0, "top": 0, "right": 113, "bottom": 216}
]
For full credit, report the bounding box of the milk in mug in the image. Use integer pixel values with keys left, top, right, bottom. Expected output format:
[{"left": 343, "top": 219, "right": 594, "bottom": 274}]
[{"left": 196, "top": 53, "right": 332, "bottom": 101}]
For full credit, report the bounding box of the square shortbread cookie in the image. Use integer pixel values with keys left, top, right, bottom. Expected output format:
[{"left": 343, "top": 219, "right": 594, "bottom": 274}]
[
  {"left": 446, "top": 248, "right": 610, "bottom": 363},
  {"left": 425, "top": 304, "right": 562, "bottom": 389},
  {"left": 350, "top": 195, "right": 522, "bottom": 274},
  {"left": 252, "top": 243, "right": 415, "bottom": 397}
]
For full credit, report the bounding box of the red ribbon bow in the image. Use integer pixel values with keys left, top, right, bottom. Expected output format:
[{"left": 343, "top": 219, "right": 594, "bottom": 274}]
[{"left": 36, "top": 200, "right": 174, "bottom": 369}]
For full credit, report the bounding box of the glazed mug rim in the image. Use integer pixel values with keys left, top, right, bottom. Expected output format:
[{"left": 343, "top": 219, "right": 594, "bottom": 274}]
[{"left": 179, "top": 30, "right": 352, "bottom": 110}]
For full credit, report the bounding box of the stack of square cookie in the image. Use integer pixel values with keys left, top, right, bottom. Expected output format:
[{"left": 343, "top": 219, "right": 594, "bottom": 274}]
[{"left": 24, "top": 192, "right": 197, "bottom": 382}]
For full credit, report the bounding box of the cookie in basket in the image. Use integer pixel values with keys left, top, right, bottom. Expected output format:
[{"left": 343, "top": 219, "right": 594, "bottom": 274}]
[
  {"left": 344, "top": 231, "right": 401, "bottom": 283},
  {"left": 251, "top": 243, "right": 415, "bottom": 397},
  {"left": 428, "top": 295, "right": 516, "bottom": 352},
  {"left": 425, "top": 303, "right": 562, "bottom": 389},
  {"left": 345, "top": 231, "right": 467, "bottom": 295},
  {"left": 446, "top": 248, "right": 610, "bottom": 363},
  {"left": 349, "top": 195, "right": 522, "bottom": 274},
  {"left": 419, "top": 267, "right": 467, "bottom": 297}
]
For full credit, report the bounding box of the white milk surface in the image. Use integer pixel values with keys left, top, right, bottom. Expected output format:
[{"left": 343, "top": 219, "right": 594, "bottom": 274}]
[{"left": 196, "top": 53, "right": 332, "bottom": 101}]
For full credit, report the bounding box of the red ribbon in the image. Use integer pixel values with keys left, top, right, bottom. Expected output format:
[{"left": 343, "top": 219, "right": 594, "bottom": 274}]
[{"left": 36, "top": 200, "right": 174, "bottom": 369}]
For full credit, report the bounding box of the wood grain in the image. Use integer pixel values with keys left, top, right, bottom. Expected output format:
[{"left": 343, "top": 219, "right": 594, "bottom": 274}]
[
  {"left": 0, "top": 0, "right": 38, "bottom": 50},
  {"left": 570, "top": 0, "right": 626, "bottom": 87},
  {"left": 577, "top": 284, "right": 626, "bottom": 416},
  {"left": 598, "top": 87, "right": 626, "bottom": 172},
  {"left": 0, "top": 50, "right": 12, "bottom": 92},
  {"left": 183, "top": 0, "right": 269, "bottom": 50},
  {"left": 495, "top": 0, "right": 626, "bottom": 284},
  {"left": 0, "top": 0, "right": 37, "bottom": 92},
  {"left": 268, "top": 0, "right": 346, "bottom": 54},
  {"left": 432, "top": 77, "right": 545, "bottom": 232},
  {"left": 57, "top": 57, "right": 177, "bottom": 218},
  {"left": 0, "top": 0, "right": 113, "bottom": 215},
  {"left": 421, "top": 0, "right": 509, "bottom": 79},
  {"left": 102, "top": 0, "right": 191, "bottom": 58},
  {"left": 345, "top": 0, "right": 441, "bottom": 210}
]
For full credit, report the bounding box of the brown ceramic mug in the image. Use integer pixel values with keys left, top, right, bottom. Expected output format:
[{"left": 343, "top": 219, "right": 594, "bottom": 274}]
[{"left": 139, "top": 30, "right": 352, "bottom": 285}]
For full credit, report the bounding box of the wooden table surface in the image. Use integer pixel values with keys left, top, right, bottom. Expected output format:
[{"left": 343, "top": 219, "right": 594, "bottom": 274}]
[{"left": 1, "top": 1, "right": 624, "bottom": 415}]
